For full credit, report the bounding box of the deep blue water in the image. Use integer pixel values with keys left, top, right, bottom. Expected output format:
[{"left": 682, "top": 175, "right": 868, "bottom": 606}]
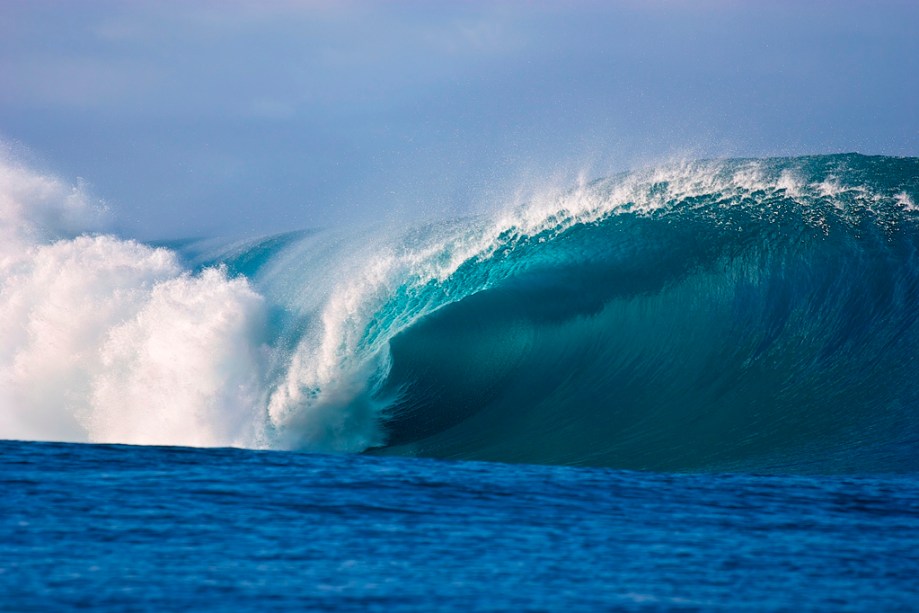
[{"left": 2, "top": 439, "right": 918, "bottom": 611}]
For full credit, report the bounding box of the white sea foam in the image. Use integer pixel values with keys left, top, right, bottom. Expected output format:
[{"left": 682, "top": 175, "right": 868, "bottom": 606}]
[
  {"left": 896, "top": 191, "right": 917, "bottom": 212},
  {"left": 0, "top": 156, "right": 108, "bottom": 271},
  {"left": 0, "top": 154, "right": 269, "bottom": 448},
  {"left": 90, "top": 267, "right": 267, "bottom": 447}
]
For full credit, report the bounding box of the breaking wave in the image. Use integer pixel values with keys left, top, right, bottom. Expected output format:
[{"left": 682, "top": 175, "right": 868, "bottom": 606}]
[{"left": 3, "top": 152, "right": 919, "bottom": 474}]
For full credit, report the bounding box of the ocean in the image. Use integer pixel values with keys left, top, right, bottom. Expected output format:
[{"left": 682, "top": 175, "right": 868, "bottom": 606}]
[
  {"left": 4, "top": 440, "right": 919, "bottom": 610},
  {"left": 2, "top": 153, "right": 919, "bottom": 609}
]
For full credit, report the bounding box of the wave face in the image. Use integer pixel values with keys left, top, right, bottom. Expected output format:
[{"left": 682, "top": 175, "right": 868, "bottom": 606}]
[{"left": 3, "top": 153, "right": 919, "bottom": 474}]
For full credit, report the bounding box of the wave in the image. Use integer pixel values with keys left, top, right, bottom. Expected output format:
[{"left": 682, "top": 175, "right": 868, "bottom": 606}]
[{"left": 2, "top": 152, "right": 919, "bottom": 473}]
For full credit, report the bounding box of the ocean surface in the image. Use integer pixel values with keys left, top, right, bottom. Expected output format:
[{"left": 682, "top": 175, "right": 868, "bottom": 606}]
[
  {"left": 3, "top": 439, "right": 919, "bottom": 611},
  {"left": 2, "top": 153, "right": 919, "bottom": 609}
]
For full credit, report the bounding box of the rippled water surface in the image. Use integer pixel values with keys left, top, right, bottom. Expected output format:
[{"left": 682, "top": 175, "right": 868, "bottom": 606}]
[{"left": 3, "top": 440, "right": 918, "bottom": 611}]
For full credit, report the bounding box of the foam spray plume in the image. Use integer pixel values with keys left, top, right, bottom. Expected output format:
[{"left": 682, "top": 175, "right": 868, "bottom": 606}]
[{"left": 0, "top": 155, "right": 269, "bottom": 447}]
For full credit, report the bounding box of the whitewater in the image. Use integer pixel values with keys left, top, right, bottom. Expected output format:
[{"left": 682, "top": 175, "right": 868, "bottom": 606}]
[{"left": 2, "top": 152, "right": 918, "bottom": 474}]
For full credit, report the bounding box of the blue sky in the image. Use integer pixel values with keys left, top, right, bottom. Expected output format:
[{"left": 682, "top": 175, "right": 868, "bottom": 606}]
[{"left": 2, "top": 1, "right": 917, "bottom": 239}]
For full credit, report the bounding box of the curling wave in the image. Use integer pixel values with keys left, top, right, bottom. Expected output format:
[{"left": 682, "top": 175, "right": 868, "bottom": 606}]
[{"left": 3, "top": 153, "right": 919, "bottom": 473}]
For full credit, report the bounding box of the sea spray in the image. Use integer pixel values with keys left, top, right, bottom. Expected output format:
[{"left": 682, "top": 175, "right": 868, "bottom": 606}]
[{"left": 0, "top": 155, "right": 269, "bottom": 447}]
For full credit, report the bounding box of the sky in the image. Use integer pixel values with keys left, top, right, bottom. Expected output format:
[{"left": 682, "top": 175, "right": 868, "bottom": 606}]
[{"left": 1, "top": 0, "right": 918, "bottom": 239}]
